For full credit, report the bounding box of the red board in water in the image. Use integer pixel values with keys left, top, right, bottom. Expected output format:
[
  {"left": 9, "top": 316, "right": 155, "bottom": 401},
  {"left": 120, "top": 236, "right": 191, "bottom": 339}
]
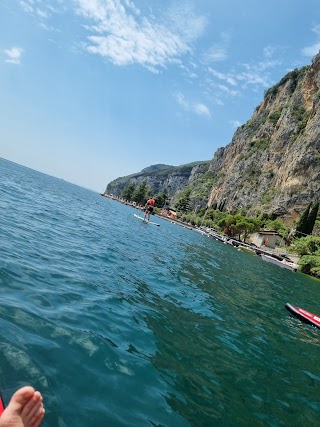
[
  {"left": 0, "top": 394, "right": 5, "bottom": 415},
  {"left": 285, "top": 303, "right": 320, "bottom": 329}
]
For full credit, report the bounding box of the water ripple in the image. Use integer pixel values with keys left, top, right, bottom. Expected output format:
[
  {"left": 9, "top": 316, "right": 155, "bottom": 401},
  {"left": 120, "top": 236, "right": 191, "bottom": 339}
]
[{"left": 1, "top": 158, "right": 320, "bottom": 426}]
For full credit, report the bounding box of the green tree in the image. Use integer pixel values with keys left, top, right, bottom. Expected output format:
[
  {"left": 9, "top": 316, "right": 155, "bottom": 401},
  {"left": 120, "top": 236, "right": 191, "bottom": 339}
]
[
  {"left": 121, "top": 183, "right": 135, "bottom": 200},
  {"left": 132, "top": 180, "right": 149, "bottom": 205},
  {"left": 236, "top": 218, "right": 261, "bottom": 242},
  {"left": 265, "top": 218, "right": 290, "bottom": 238},
  {"left": 295, "top": 203, "right": 311, "bottom": 238},
  {"left": 298, "top": 255, "right": 320, "bottom": 277},
  {"left": 217, "top": 214, "right": 235, "bottom": 229},
  {"left": 175, "top": 190, "right": 191, "bottom": 213},
  {"left": 291, "top": 235, "right": 320, "bottom": 256},
  {"left": 155, "top": 193, "right": 167, "bottom": 208},
  {"left": 217, "top": 214, "right": 261, "bottom": 240},
  {"left": 306, "top": 201, "right": 319, "bottom": 235},
  {"left": 292, "top": 235, "right": 320, "bottom": 277}
]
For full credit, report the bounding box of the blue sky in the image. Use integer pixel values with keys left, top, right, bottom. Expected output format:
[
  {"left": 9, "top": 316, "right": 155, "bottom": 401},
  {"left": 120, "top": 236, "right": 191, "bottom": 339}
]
[{"left": 1, "top": 0, "right": 320, "bottom": 191}]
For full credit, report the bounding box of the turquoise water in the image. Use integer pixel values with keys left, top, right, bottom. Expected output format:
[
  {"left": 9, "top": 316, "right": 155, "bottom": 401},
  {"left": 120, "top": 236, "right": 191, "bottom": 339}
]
[{"left": 1, "top": 157, "right": 319, "bottom": 426}]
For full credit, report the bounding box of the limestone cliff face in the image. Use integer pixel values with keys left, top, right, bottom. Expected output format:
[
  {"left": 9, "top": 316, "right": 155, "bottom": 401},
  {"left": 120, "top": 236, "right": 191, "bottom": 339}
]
[
  {"left": 208, "top": 53, "right": 320, "bottom": 221},
  {"left": 105, "top": 53, "right": 320, "bottom": 220}
]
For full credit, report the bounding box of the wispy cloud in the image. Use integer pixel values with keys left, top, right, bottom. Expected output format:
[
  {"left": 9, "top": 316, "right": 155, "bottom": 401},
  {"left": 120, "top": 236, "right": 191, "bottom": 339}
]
[
  {"left": 19, "top": 1, "right": 33, "bottom": 14},
  {"left": 194, "top": 103, "right": 210, "bottom": 116},
  {"left": 202, "top": 32, "right": 230, "bottom": 63},
  {"left": 39, "top": 22, "right": 61, "bottom": 32},
  {"left": 16, "top": 0, "right": 302, "bottom": 108},
  {"left": 302, "top": 24, "right": 320, "bottom": 57},
  {"left": 236, "top": 69, "right": 270, "bottom": 88},
  {"left": 204, "top": 50, "right": 282, "bottom": 104},
  {"left": 4, "top": 47, "right": 24, "bottom": 64},
  {"left": 214, "top": 83, "right": 239, "bottom": 97},
  {"left": 74, "top": 0, "right": 205, "bottom": 70},
  {"left": 36, "top": 8, "right": 49, "bottom": 19},
  {"left": 209, "top": 56, "right": 279, "bottom": 93},
  {"left": 208, "top": 68, "right": 237, "bottom": 86},
  {"left": 263, "top": 46, "right": 275, "bottom": 58},
  {"left": 19, "top": 0, "right": 63, "bottom": 21},
  {"left": 312, "top": 24, "right": 320, "bottom": 36},
  {"left": 302, "top": 42, "right": 320, "bottom": 57},
  {"left": 204, "top": 47, "right": 227, "bottom": 62},
  {"left": 229, "top": 119, "right": 242, "bottom": 129},
  {"left": 175, "top": 92, "right": 210, "bottom": 117}
]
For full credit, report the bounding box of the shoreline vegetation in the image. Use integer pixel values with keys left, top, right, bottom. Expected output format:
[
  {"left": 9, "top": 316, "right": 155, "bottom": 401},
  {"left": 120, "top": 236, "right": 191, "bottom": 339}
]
[{"left": 100, "top": 193, "right": 320, "bottom": 277}]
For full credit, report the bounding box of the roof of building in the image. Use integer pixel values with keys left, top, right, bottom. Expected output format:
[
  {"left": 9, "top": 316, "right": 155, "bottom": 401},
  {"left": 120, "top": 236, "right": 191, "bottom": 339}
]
[{"left": 258, "top": 230, "right": 280, "bottom": 235}]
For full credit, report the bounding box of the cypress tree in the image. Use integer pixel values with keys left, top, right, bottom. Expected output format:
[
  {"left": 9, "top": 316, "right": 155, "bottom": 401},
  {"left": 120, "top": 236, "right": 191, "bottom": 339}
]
[
  {"left": 295, "top": 203, "right": 311, "bottom": 237},
  {"left": 306, "top": 201, "right": 319, "bottom": 235}
]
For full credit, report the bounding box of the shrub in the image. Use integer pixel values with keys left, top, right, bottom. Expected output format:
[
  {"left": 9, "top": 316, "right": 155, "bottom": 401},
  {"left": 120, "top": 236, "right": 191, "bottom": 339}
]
[
  {"left": 249, "top": 138, "right": 270, "bottom": 150},
  {"left": 269, "top": 109, "right": 283, "bottom": 125},
  {"left": 298, "top": 255, "right": 320, "bottom": 277},
  {"left": 291, "top": 236, "right": 320, "bottom": 255}
]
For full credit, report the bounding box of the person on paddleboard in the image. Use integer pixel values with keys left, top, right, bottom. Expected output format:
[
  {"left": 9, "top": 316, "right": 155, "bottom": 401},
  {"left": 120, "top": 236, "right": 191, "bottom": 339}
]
[{"left": 144, "top": 196, "right": 155, "bottom": 221}]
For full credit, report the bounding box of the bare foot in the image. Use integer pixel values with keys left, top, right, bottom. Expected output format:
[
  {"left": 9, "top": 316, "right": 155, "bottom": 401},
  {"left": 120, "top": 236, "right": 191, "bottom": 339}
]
[{"left": 0, "top": 386, "right": 45, "bottom": 427}]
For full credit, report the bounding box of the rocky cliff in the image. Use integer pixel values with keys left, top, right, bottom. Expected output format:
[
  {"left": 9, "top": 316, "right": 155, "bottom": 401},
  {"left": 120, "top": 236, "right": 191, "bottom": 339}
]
[
  {"left": 105, "top": 52, "right": 320, "bottom": 222},
  {"left": 207, "top": 54, "right": 320, "bottom": 222}
]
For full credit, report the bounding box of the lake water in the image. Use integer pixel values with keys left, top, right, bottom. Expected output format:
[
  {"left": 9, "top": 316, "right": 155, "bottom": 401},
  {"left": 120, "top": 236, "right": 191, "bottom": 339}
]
[{"left": 1, "top": 157, "right": 319, "bottom": 426}]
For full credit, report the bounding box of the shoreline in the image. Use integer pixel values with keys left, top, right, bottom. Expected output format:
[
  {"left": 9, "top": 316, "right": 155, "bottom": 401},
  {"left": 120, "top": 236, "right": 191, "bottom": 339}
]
[{"left": 101, "top": 193, "right": 300, "bottom": 268}]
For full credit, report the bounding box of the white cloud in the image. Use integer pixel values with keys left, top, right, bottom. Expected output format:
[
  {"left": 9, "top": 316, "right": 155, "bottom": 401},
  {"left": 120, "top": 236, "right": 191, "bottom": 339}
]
[
  {"left": 19, "top": 0, "right": 63, "bottom": 19},
  {"left": 165, "top": 3, "right": 206, "bottom": 42},
  {"left": 312, "top": 24, "right": 320, "bottom": 35},
  {"left": 194, "top": 103, "right": 210, "bottom": 116},
  {"left": 263, "top": 46, "right": 275, "bottom": 58},
  {"left": 205, "top": 55, "right": 281, "bottom": 103},
  {"left": 75, "top": 0, "right": 205, "bottom": 69},
  {"left": 230, "top": 120, "right": 242, "bottom": 128},
  {"left": 175, "top": 92, "right": 210, "bottom": 117},
  {"left": 19, "top": 1, "right": 33, "bottom": 13},
  {"left": 203, "top": 32, "right": 231, "bottom": 64},
  {"left": 301, "top": 25, "right": 320, "bottom": 57},
  {"left": 236, "top": 71, "right": 270, "bottom": 87},
  {"left": 205, "top": 47, "right": 227, "bottom": 62},
  {"left": 36, "top": 8, "right": 49, "bottom": 19},
  {"left": 179, "top": 63, "right": 198, "bottom": 79},
  {"left": 176, "top": 92, "right": 189, "bottom": 110},
  {"left": 208, "top": 68, "right": 237, "bottom": 86},
  {"left": 256, "top": 59, "right": 281, "bottom": 71},
  {"left": 302, "top": 42, "right": 320, "bottom": 57},
  {"left": 4, "top": 47, "right": 24, "bottom": 65},
  {"left": 215, "top": 83, "right": 239, "bottom": 97},
  {"left": 236, "top": 59, "right": 281, "bottom": 89}
]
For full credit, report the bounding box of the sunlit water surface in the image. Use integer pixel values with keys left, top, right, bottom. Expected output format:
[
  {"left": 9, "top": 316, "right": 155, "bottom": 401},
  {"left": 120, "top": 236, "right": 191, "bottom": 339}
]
[{"left": 0, "top": 158, "right": 319, "bottom": 426}]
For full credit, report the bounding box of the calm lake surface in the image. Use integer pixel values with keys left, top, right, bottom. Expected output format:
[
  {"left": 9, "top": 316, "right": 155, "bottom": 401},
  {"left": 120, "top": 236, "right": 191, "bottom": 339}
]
[{"left": 1, "top": 157, "right": 319, "bottom": 426}]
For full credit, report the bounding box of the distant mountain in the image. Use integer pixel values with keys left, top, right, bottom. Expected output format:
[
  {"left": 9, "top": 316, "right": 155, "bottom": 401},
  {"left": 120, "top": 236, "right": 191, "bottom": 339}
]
[
  {"left": 105, "top": 161, "right": 211, "bottom": 208},
  {"left": 105, "top": 52, "right": 320, "bottom": 222},
  {"left": 140, "top": 164, "right": 173, "bottom": 173}
]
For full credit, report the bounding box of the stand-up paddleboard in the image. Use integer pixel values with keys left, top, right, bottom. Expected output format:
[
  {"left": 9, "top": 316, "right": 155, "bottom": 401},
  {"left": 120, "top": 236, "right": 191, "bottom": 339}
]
[
  {"left": 285, "top": 303, "right": 320, "bottom": 329},
  {"left": 133, "top": 214, "right": 160, "bottom": 226}
]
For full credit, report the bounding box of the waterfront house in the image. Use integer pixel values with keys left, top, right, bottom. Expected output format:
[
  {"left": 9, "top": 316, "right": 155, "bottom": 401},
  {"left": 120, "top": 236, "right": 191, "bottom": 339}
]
[{"left": 250, "top": 230, "right": 286, "bottom": 249}]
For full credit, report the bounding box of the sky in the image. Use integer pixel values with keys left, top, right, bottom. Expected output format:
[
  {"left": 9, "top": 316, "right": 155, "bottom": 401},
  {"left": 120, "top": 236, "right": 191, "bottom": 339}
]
[{"left": 1, "top": 0, "right": 320, "bottom": 192}]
